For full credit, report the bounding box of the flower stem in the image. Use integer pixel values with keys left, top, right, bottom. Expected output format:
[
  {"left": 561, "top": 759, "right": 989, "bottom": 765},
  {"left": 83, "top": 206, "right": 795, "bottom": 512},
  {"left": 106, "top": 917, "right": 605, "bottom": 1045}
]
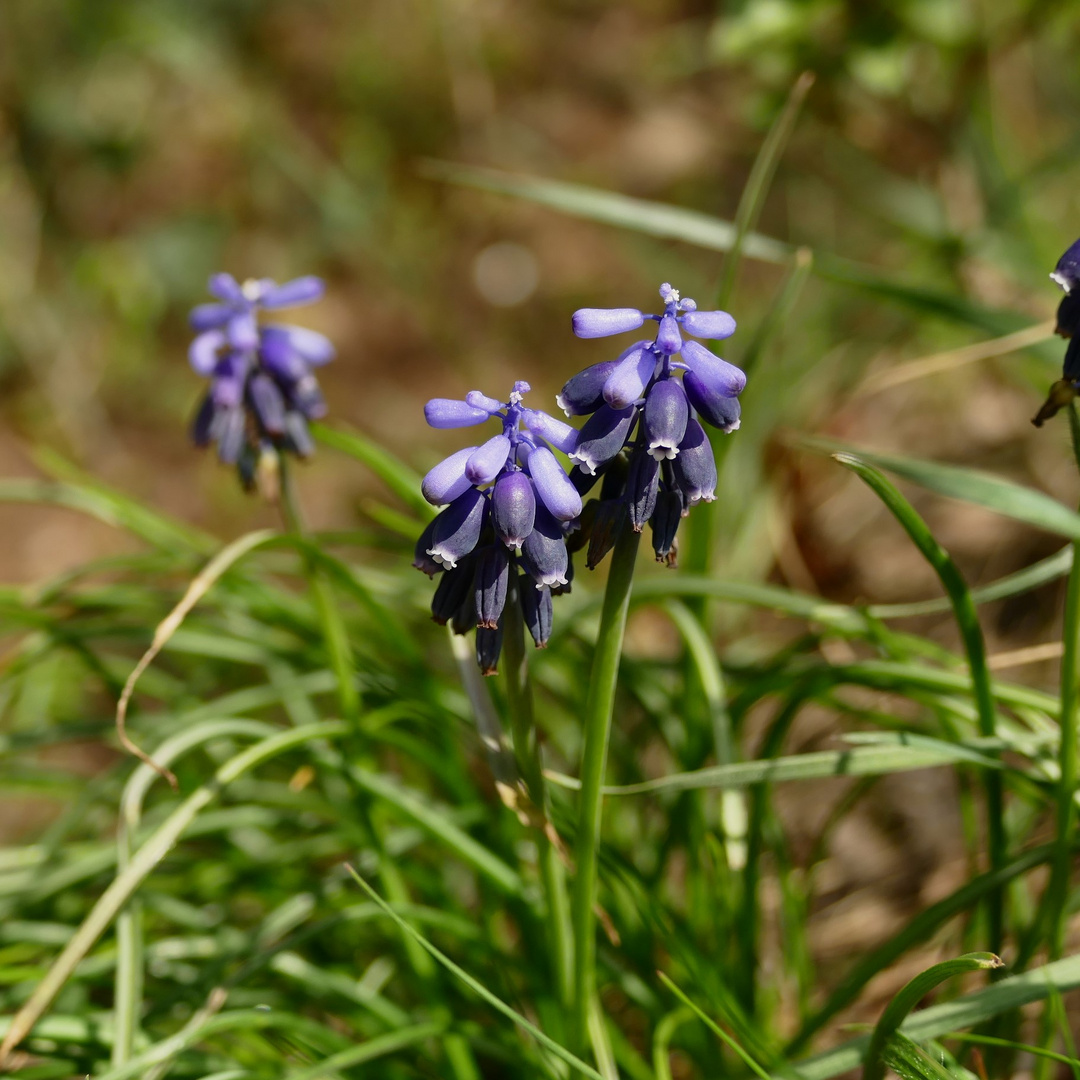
[
  {"left": 571, "top": 524, "right": 641, "bottom": 1049},
  {"left": 502, "top": 573, "right": 573, "bottom": 1008}
]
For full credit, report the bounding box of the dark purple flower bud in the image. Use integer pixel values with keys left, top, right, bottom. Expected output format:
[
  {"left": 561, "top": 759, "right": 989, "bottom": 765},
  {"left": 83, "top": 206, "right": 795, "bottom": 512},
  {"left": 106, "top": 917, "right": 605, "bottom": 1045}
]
[
  {"left": 208, "top": 273, "right": 245, "bottom": 304},
  {"left": 1057, "top": 293, "right": 1080, "bottom": 339},
  {"left": 521, "top": 409, "right": 578, "bottom": 454},
  {"left": 570, "top": 462, "right": 605, "bottom": 496},
  {"left": 427, "top": 488, "right": 486, "bottom": 569},
  {"left": 475, "top": 545, "right": 510, "bottom": 629},
  {"left": 650, "top": 488, "right": 683, "bottom": 563},
  {"left": 424, "top": 398, "right": 491, "bottom": 429},
  {"left": 476, "top": 624, "right": 504, "bottom": 676},
  {"left": 683, "top": 370, "right": 741, "bottom": 433},
  {"left": 673, "top": 419, "right": 717, "bottom": 505},
  {"left": 569, "top": 404, "right": 636, "bottom": 475},
  {"left": 599, "top": 452, "right": 630, "bottom": 500},
  {"left": 1051, "top": 238, "right": 1080, "bottom": 293},
  {"left": 190, "top": 304, "right": 232, "bottom": 332},
  {"left": 521, "top": 505, "right": 569, "bottom": 589},
  {"left": 681, "top": 309, "right": 736, "bottom": 341},
  {"left": 465, "top": 390, "right": 505, "bottom": 414},
  {"left": 557, "top": 360, "right": 620, "bottom": 416},
  {"left": 422, "top": 446, "right": 477, "bottom": 506},
  {"left": 1065, "top": 336, "right": 1080, "bottom": 381},
  {"left": 466, "top": 434, "right": 512, "bottom": 485},
  {"left": 519, "top": 577, "right": 553, "bottom": 648},
  {"left": 603, "top": 342, "right": 657, "bottom": 409},
  {"left": 655, "top": 314, "right": 682, "bottom": 355},
  {"left": 527, "top": 446, "right": 582, "bottom": 521},
  {"left": 260, "top": 276, "right": 325, "bottom": 308},
  {"left": 491, "top": 470, "right": 535, "bottom": 550},
  {"left": 572, "top": 307, "right": 645, "bottom": 338},
  {"left": 191, "top": 394, "right": 216, "bottom": 447},
  {"left": 451, "top": 591, "right": 475, "bottom": 635},
  {"left": 413, "top": 517, "right": 442, "bottom": 576},
  {"left": 190, "top": 330, "right": 225, "bottom": 375},
  {"left": 586, "top": 499, "right": 625, "bottom": 569},
  {"left": 432, "top": 559, "right": 476, "bottom": 624},
  {"left": 627, "top": 450, "right": 660, "bottom": 531},
  {"left": 262, "top": 324, "right": 335, "bottom": 365},
  {"left": 288, "top": 374, "right": 328, "bottom": 420},
  {"left": 248, "top": 372, "right": 287, "bottom": 435},
  {"left": 644, "top": 378, "right": 689, "bottom": 461},
  {"left": 284, "top": 412, "right": 315, "bottom": 456},
  {"left": 216, "top": 408, "right": 246, "bottom": 465},
  {"left": 228, "top": 310, "right": 259, "bottom": 351},
  {"left": 681, "top": 340, "right": 746, "bottom": 397}
]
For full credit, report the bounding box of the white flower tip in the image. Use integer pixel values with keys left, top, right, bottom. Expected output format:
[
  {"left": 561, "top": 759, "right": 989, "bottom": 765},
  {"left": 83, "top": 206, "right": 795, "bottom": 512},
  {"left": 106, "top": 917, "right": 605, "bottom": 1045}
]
[
  {"left": 648, "top": 442, "right": 679, "bottom": 461},
  {"left": 722, "top": 419, "right": 741, "bottom": 434},
  {"left": 427, "top": 547, "right": 457, "bottom": 569},
  {"left": 1051, "top": 271, "right": 1073, "bottom": 293}
]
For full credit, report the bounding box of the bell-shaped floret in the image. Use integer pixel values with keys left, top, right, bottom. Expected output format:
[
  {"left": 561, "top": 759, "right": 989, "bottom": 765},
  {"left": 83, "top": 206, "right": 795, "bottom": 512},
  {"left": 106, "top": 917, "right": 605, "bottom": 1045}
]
[
  {"left": 426, "top": 488, "right": 486, "bottom": 569},
  {"left": 215, "top": 408, "right": 246, "bottom": 465},
  {"left": 557, "top": 360, "right": 620, "bottom": 416},
  {"left": 603, "top": 342, "right": 658, "bottom": 409},
  {"left": 431, "top": 558, "right": 476, "bottom": 624},
  {"left": 284, "top": 412, "right": 315, "bottom": 456},
  {"left": 1052, "top": 238, "right": 1080, "bottom": 293},
  {"left": 586, "top": 499, "right": 625, "bottom": 569},
  {"left": 424, "top": 398, "right": 492, "bottom": 429},
  {"left": 413, "top": 516, "right": 442, "bottom": 576},
  {"left": 476, "top": 624, "right": 504, "bottom": 676},
  {"left": 572, "top": 307, "right": 645, "bottom": 338},
  {"left": 248, "top": 373, "right": 287, "bottom": 436},
  {"left": 650, "top": 486, "right": 685, "bottom": 562},
  {"left": 521, "top": 505, "right": 569, "bottom": 589},
  {"left": 466, "top": 434, "right": 511, "bottom": 485},
  {"left": 643, "top": 378, "right": 689, "bottom": 460},
  {"left": 1058, "top": 293, "right": 1080, "bottom": 339},
  {"left": 521, "top": 409, "right": 578, "bottom": 453},
  {"left": 655, "top": 314, "right": 682, "bottom": 355},
  {"left": 627, "top": 450, "right": 660, "bottom": 531},
  {"left": 527, "top": 445, "right": 583, "bottom": 521},
  {"left": 491, "top": 471, "right": 536, "bottom": 549},
  {"left": 681, "top": 340, "right": 746, "bottom": 397},
  {"left": 519, "top": 576, "right": 553, "bottom": 648},
  {"left": 683, "top": 370, "right": 741, "bottom": 433},
  {"left": 673, "top": 419, "right": 717, "bottom": 505},
  {"left": 474, "top": 545, "right": 510, "bottom": 629},
  {"left": 681, "top": 309, "right": 736, "bottom": 341},
  {"left": 421, "top": 446, "right": 477, "bottom": 506},
  {"left": 569, "top": 404, "right": 636, "bottom": 475}
]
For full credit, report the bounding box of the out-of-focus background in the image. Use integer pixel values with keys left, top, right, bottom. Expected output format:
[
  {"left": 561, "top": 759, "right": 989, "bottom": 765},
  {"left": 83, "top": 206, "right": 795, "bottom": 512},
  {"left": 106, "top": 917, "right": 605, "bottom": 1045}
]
[{"left": 2, "top": 0, "right": 1078, "bottom": 601}]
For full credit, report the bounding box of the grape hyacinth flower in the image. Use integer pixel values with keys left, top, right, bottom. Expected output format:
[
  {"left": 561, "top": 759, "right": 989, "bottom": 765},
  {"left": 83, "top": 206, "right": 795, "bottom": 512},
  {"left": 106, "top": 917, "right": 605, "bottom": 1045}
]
[
  {"left": 563, "top": 283, "right": 744, "bottom": 565},
  {"left": 188, "top": 273, "right": 335, "bottom": 494},
  {"left": 415, "top": 381, "right": 581, "bottom": 674},
  {"left": 1034, "top": 239, "right": 1080, "bottom": 427}
]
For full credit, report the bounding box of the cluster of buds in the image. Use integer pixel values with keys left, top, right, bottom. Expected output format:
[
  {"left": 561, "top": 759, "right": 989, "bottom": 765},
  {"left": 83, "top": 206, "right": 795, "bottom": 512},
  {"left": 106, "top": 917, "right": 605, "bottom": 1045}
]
[
  {"left": 188, "top": 273, "right": 334, "bottom": 493},
  {"left": 563, "top": 283, "right": 745, "bottom": 567},
  {"left": 1033, "top": 239, "right": 1080, "bottom": 427},
  {"left": 413, "top": 382, "right": 582, "bottom": 674}
]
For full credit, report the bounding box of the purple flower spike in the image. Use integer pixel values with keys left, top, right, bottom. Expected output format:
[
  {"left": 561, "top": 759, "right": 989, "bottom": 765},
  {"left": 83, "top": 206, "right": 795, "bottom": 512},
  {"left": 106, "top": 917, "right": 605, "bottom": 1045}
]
[
  {"left": 644, "top": 378, "right": 689, "bottom": 460},
  {"left": 603, "top": 342, "right": 657, "bottom": 409},
  {"left": 465, "top": 434, "right": 512, "bottom": 485},
  {"left": 519, "top": 577, "right": 553, "bottom": 647},
  {"left": 475, "top": 545, "right": 510, "bottom": 629},
  {"left": 1051, "top": 238, "right": 1080, "bottom": 293},
  {"left": 673, "top": 419, "right": 717, "bottom": 505},
  {"left": 492, "top": 471, "right": 536, "bottom": 550},
  {"left": 683, "top": 370, "right": 741, "bottom": 433},
  {"left": 655, "top": 314, "right": 683, "bottom": 355},
  {"left": 557, "top": 360, "right": 620, "bottom": 416},
  {"left": 682, "top": 309, "right": 736, "bottom": 340},
  {"left": 424, "top": 398, "right": 492, "bottom": 429},
  {"left": 190, "top": 330, "right": 226, "bottom": 375},
  {"left": 260, "top": 276, "right": 325, "bottom": 308},
  {"left": 422, "top": 446, "right": 478, "bottom": 506},
  {"left": 466, "top": 390, "right": 505, "bottom": 414},
  {"left": 569, "top": 404, "right": 636, "bottom": 475},
  {"left": 627, "top": 450, "right": 660, "bottom": 531},
  {"left": 427, "top": 488, "right": 486, "bottom": 569},
  {"left": 681, "top": 340, "right": 746, "bottom": 397},
  {"left": 521, "top": 409, "right": 578, "bottom": 454},
  {"left": 527, "top": 445, "right": 583, "bottom": 521},
  {"left": 572, "top": 307, "right": 645, "bottom": 339},
  {"left": 521, "top": 505, "right": 569, "bottom": 589}
]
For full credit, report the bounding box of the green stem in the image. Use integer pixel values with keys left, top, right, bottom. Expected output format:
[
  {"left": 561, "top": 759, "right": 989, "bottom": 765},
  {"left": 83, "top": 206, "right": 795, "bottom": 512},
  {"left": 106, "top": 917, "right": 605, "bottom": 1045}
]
[
  {"left": 571, "top": 525, "right": 641, "bottom": 1048},
  {"left": 503, "top": 573, "right": 573, "bottom": 1008}
]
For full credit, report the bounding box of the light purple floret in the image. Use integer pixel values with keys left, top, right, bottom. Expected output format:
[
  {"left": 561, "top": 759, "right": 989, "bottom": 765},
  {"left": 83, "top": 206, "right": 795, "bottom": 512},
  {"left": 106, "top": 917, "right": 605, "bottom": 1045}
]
[
  {"left": 644, "top": 379, "right": 689, "bottom": 461},
  {"left": 422, "top": 445, "right": 477, "bottom": 505},
  {"left": 673, "top": 419, "right": 718, "bottom": 505},
  {"left": 465, "top": 434, "right": 512, "bottom": 485},
  {"left": 569, "top": 404, "right": 636, "bottom": 475},
  {"left": 682, "top": 309, "right": 737, "bottom": 340},
  {"left": 681, "top": 340, "right": 745, "bottom": 397},
  {"left": 492, "top": 471, "right": 536, "bottom": 550},
  {"left": 465, "top": 390, "right": 505, "bottom": 414},
  {"left": 259, "top": 276, "right": 325, "bottom": 308},
  {"left": 190, "top": 330, "right": 226, "bottom": 375},
  {"left": 603, "top": 342, "right": 657, "bottom": 409},
  {"left": 655, "top": 314, "right": 682, "bottom": 355},
  {"left": 572, "top": 307, "right": 645, "bottom": 339},
  {"left": 521, "top": 506, "right": 569, "bottom": 588},
  {"left": 526, "top": 446, "right": 583, "bottom": 521},
  {"left": 262, "top": 324, "right": 335, "bottom": 366},
  {"left": 521, "top": 409, "right": 578, "bottom": 454},
  {"left": 425, "top": 398, "right": 492, "bottom": 429}
]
